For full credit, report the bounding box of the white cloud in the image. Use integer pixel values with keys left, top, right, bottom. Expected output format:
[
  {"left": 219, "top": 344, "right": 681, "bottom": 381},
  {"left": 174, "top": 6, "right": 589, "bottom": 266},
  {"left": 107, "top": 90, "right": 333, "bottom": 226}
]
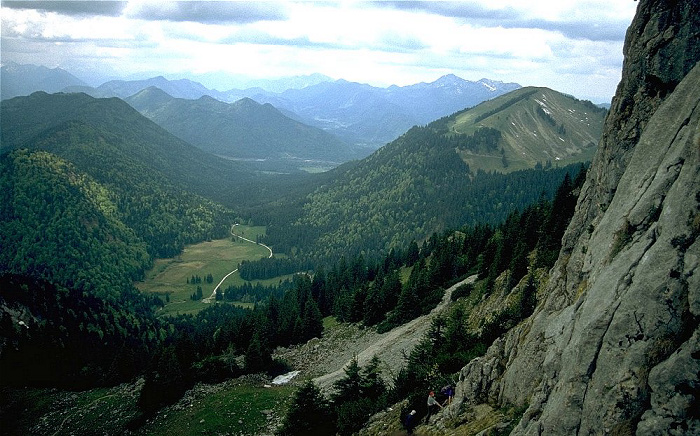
[{"left": 1, "top": 0, "right": 639, "bottom": 101}]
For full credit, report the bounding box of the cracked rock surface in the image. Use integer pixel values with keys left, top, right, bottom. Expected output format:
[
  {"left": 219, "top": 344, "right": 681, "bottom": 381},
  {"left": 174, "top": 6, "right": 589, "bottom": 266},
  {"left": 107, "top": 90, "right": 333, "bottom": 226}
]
[{"left": 442, "top": 1, "right": 700, "bottom": 434}]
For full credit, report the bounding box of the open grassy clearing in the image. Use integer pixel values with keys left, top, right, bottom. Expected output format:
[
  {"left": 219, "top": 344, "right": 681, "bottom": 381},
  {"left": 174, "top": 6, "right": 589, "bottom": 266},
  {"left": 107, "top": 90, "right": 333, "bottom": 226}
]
[
  {"left": 136, "top": 225, "right": 289, "bottom": 317},
  {"left": 137, "top": 382, "right": 294, "bottom": 436},
  {"left": 1, "top": 381, "right": 295, "bottom": 436}
]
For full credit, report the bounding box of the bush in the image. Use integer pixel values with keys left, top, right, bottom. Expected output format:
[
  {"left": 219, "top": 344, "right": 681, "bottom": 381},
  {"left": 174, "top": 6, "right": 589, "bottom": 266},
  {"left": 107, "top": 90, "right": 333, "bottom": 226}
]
[{"left": 451, "top": 282, "right": 474, "bottom": 301}]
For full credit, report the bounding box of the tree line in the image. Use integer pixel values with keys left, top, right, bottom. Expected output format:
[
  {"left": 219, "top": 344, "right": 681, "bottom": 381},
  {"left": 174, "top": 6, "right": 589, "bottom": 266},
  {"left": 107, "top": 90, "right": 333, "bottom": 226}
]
[
  {"left": 274, "top": 165, "right": 585, "bottom": 435},
  {"left": 0, "top": 150, "right": 586, "bottom": 431},
  {"left": 262, "top": 117, "right": 586, "bottom": 265}
]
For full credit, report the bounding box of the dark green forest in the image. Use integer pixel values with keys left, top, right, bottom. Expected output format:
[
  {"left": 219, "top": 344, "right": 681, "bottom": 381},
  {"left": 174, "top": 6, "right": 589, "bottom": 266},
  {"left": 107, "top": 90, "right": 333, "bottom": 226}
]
[
  {"left": 1, "top": 156, "right": 585, "bottom": 431},
  {"left": 263, "top": 118, "right": 585, "bottom": 263},
  {"left": 1, "top": 90, "right": 590, "bottom": 434}
]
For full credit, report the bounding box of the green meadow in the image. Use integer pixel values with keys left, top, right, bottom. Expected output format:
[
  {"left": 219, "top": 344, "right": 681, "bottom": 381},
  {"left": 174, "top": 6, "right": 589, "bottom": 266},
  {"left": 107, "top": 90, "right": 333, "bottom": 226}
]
[{"left": 136, "top": 225, "right": 289, "bottom": 316}]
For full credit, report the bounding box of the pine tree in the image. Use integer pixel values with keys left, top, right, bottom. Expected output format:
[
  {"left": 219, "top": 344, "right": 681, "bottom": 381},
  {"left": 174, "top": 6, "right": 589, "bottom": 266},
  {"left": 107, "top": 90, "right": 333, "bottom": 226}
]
[
  {"left": 301, "top": 298, "right": 323, "bottom": 341},
  {"left": 360, "top": 355, "right": 386, "bottom": 402},
  {"left": 244, "top": 331, "right": 271, "bottom": 373},
  {"left": 391, "top": 285, "right": 420, "bottom": 325},
  {"left": 277, "top": 380, "right": 334, "bottom": 436},
  {"left": 332, "top": 355, "right": 363, "bottom": 404}
]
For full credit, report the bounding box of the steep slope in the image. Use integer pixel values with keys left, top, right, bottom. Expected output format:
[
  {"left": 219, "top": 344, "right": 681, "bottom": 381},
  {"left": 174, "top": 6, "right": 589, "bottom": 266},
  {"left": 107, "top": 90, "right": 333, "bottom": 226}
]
[
  {"left": 449, "top": 86, "right": 606, "bottom": 172},
  {"left": 1, "top": 91, "right": 254, "bottom": 201},
  {"left": 125, "top": 87, "right": 357, "bottom": 169},
  {"left": 310, "top": 275, "right": 477, "bottom": 391},
  {"left": 264, "top": 87, "right": 598, "bottom": 262},
  {"left": 435, "top": 1, "right": 699, "bottom": 434},
  {"left": 0, "top": 62, "right": 88, "bottom": 100},
  {"left": 0, "top": 93, "right": 246, "bottom": 284},
  {"left": 0, "top": 150, "right": 153, "bottom": 300}
]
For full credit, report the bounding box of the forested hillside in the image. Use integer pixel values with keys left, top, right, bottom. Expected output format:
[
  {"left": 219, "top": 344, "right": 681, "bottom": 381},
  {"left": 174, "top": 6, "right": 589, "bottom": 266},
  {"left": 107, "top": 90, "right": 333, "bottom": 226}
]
[
  {"left": 0, "top": 91, "right": 256, "bottom": 204},
  {"left": 0, "top": 92, "right": 246, "bottom": 295},
  {"left": 126, "top": 88, "right": 357, "bottom": 172},
  {"left": 263, "top": 124, "right": 588, "bottom": 263}
]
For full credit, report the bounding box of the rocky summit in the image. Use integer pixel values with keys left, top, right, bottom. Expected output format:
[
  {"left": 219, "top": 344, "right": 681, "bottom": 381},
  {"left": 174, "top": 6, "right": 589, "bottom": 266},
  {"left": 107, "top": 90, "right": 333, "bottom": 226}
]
[{"left": 440, "top": 0, "right": 699, "bottom": 434}]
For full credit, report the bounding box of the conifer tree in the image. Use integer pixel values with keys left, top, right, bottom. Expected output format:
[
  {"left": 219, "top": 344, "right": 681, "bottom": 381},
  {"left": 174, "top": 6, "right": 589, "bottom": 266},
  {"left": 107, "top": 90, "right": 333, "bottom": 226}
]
[
  {"left": 301, "top": 298, "right": 323, "bottom": 341},
  {"left": 244, "top": 331, "right": 271, "bottom": 373},
  {"left": 333, "top": 355, "right": 363, "bottom": 404},
  {"left": 360, "top": 355, "right": 386, "bottom": 402},
  {"left": 277, "top": 380, "right": 334, "bottom": 436}
]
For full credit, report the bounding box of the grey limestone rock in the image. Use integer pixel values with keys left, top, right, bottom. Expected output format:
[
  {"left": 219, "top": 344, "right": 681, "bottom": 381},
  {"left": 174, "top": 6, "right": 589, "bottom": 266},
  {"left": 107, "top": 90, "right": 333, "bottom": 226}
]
[{"left": 448, "top": 1, "right": 700, "bottom": 434}]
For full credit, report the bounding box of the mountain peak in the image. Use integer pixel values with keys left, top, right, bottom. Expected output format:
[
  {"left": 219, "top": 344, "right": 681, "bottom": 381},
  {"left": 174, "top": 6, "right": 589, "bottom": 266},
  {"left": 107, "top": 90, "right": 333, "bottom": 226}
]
[
  {"left": 232, "top": 96, "right": 262, "bottom": 108},
  {"left": 432, "top": 74, "right": 466, "bottom": 86}
]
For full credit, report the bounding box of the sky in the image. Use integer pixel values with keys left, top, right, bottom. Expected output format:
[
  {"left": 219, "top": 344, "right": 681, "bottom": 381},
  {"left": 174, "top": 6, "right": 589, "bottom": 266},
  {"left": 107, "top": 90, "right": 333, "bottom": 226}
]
[{"left": 1, "top": 0, "right": 639, "bottom": 102}]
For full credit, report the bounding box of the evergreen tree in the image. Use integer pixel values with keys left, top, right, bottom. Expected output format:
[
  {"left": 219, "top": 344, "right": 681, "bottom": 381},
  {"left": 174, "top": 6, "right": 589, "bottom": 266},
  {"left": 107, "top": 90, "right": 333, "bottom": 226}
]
[
  {"left": 244, "top": 331, "right": 271, "bottom": 373},
  {"left": 362, "top": 284, "right": 384, "bottom": 326},
  {"left": 405, "top": 240, "right": 420, "bottom": 266},
  {"left": 138, "top": 345, "right": 188, "bottom": 413},
  {"left": 360, "top": 355, "right": 386, "bottom": 402},
  {"left": 311, "top": 266, "right": 329, "bottom": 315},
  {"left": 379, "top": 269, "right": 400, "bottom": 315},
  {"left": 301, "top": 298, "right": 323, "bottom": 341},
  {"left": 332, "top": 355, "right": 363, "bottom": 404},
  {"left": 390, "top": 285, "right": 420, "bottom": 326},
  {"left": 277, "top": 380, "right": 334, "bottom": 436}
]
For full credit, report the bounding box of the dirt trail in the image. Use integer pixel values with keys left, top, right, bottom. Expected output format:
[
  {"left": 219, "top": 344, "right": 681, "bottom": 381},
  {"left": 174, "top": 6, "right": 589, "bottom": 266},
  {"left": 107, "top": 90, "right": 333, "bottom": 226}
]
[
  {"left": 203, "top": 224, "right": 273, "bottom": 303},
  {"left": 312, "top": 275, "right": 477, "bottom": 391}
]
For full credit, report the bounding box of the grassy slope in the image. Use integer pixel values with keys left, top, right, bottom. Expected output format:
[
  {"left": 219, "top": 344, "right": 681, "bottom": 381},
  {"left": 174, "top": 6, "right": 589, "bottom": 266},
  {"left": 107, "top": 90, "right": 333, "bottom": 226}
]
[
  {"left": 451, "top": 87, "right": 604, "bottom": 172},
  {"left": 0, "top": 380, "right": 294, "bottom": 436}
]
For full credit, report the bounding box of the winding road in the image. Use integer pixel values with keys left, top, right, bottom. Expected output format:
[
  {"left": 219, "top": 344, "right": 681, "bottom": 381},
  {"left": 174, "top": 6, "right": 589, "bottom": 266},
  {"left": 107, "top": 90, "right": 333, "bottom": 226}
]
[{"left": 202, "top": 224, "right": 273, "bottom": 303}]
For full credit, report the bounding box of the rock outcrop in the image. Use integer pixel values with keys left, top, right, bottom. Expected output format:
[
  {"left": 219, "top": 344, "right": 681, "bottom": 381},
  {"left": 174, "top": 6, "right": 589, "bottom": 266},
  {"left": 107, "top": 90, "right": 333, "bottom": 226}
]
[{"left": 446, "top": 1, "right": 700, "bottom": 434}]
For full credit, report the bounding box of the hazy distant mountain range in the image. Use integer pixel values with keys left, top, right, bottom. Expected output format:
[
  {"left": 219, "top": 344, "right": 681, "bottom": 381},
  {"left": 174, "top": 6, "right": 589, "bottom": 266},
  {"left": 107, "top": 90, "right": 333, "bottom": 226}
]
[
  {"left": 1, "top": 61, "right": 88, "bottom": 99},
  {"left": 125, "top": 87, "right": 359, "bottom": 172},
  {"left": 2, "top": 62, "right": 521, "bottom": 151},
  {"left": 229, "top": 75, "right": 522, "bottom": 148}
]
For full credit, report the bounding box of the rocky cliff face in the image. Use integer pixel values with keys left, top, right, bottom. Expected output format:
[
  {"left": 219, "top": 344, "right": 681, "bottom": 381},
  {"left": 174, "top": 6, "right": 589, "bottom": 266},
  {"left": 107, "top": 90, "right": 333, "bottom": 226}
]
[{"left": 447, "top": 1, "right": 700, "bottom": 434}]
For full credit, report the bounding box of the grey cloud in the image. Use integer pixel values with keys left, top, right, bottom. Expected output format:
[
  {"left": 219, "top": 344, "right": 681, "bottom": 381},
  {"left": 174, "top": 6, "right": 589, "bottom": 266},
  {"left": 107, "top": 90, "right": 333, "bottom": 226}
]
[
  {"left": 2, "top": 1, "right": 127, "bottom": 16},
  {"left": 219, "top": 30, "right": 340, "bottom": 51},
  {"left": 218, "top": 29, "right": 426, "bottom": 55},
  {"left": 373, "top": 2, "right": 520, "bottom": 21},
  {"left": 373, "top": 1, "right": 629, "bottom": 42},
  {"left": 512, "top": 18, "right": 629, "bottom": 42},
  {"left": 128, "top": 1, "right": 289, "bottom": 24}
]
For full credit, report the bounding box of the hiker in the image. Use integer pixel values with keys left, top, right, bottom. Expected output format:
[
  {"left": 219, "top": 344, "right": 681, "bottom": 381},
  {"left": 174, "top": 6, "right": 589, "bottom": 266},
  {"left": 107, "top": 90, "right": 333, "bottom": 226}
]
[
  {"left": 441, "top": 384, "right": 454, "bottom": 406},
  {"left": 404, "top": 409, "right": 417, "bottom": 434},
  {"left": 425, "top": 391, "right": 442, "bottom": 423}
]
